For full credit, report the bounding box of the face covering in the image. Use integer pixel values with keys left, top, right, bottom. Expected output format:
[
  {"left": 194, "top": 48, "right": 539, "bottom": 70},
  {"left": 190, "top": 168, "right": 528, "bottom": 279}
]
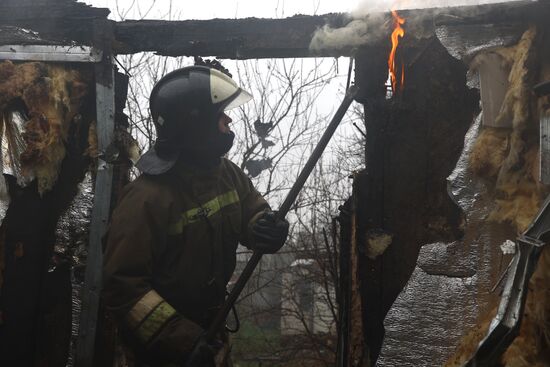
[{"left": 177, "top": 112, "right": 235, "bottom": 166}]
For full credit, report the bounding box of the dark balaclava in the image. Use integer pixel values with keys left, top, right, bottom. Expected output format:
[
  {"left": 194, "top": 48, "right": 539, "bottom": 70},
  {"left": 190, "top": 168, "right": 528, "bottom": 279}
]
[{"left": 136, "top": 64, "right": 252, "bottom": 174}]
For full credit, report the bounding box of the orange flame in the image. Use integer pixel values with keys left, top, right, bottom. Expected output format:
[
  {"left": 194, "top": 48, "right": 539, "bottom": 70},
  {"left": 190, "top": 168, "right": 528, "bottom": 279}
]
[{"left": 388, "top": 10, "right": 405, "bottom": 94}]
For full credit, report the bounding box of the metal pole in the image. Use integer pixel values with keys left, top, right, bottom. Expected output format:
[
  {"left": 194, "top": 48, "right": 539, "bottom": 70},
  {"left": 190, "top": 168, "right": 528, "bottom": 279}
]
[{"left": 205, "top": 85, "right": 358, "bottom": 341}]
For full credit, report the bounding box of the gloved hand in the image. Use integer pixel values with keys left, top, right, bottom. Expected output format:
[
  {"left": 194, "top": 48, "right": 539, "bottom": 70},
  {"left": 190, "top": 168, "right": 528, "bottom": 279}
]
[
  {"left": 250, "top": 211, "right": 289, "bottom": 254},
  {"left": 184, "top": 335, "right": 223, "bottom": 367}
]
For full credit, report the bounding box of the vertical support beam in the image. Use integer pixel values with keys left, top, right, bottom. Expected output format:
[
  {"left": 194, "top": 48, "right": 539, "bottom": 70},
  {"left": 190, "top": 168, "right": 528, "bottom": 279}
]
[
  {"left": 76, "top": 19, "right": 115, "bottom": 367},
  {"left": 353, "top": 48, "right": 389, "bottom": 367},
  {"left": 348, "top": 195, "right": 371, "bottom": 367},
  {"left": 540, "top": 111, "right": 550, "bottom": 184},
  {"left": 536, "top": 30, "right": 550, "bottom": 183},
  {"left": 336, "top": 199, "right": 352, "bottom": 367}
]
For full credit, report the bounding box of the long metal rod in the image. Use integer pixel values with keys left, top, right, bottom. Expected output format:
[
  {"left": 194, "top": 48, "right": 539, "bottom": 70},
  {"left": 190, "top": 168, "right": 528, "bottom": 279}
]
[{"left": 205, "top": 85, "right": 358, "bottom": 341}]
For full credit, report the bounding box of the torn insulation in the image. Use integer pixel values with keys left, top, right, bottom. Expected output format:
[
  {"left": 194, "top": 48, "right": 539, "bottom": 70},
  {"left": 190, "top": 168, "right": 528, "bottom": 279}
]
[
  {"left": 366, "top": 229, "right": 392, "bottom": 260},
  {"left": 0, "top": 60, "right": 90, "bottom": 195},
  {"left": 447, "top": 25, "right": 550, "bottom": 366},
  {"left": 469, "top": 27, "right": 545, "bottom": 232}
]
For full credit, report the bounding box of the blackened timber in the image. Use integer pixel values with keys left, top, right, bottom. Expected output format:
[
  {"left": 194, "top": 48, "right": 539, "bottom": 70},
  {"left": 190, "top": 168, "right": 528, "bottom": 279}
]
[
  {"left": 353, "top": 38, "right": 479, "bottom": 365},
  {"left": 113, "top": 14, "right": 350, "bottom": 58},
  {"left": 0, "top": 1, "right": 109, "bottom": 45},
  {"left": 111, "top": 1, "right": 549, "bottom": 59},
  {"left": 336, "top": 200, "right": 353, "bottom": 367},
  {"left": 0, "top": 27, "right": 58, "bottom": 46}
]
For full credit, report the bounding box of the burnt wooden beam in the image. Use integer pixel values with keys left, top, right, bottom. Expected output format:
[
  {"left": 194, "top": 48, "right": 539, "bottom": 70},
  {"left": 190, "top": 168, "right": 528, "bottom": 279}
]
[
  {"left": 0, "top": 0, "right": 547, "bottom": 59},
  {"left": 0, "top": 27, "right": 59, "bottom": 46},
  {"left": 113, "top": 14, "right": 350, "bottom": 58},
  {"left": 0, "top": 0, "right": 110, "bottom": 46},
  {"left": 112, "top": 0, "right": 548, "bottom": 59}
]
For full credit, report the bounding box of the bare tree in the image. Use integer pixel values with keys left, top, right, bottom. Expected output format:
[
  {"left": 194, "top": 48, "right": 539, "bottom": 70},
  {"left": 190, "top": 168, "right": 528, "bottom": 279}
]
[{"left": 110, "top": 2, "right": 366, "bottom": 366}]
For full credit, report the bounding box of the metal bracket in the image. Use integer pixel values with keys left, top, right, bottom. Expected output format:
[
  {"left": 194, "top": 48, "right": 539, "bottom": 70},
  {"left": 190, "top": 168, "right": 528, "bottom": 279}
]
[{"left": 0, "top": 45, "right": 102, "bottom": 63}]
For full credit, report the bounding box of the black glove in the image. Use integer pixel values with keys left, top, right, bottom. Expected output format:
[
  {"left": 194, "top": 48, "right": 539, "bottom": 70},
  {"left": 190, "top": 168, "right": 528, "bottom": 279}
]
[
  {"left": 250, "top": 211, "right": 289, "bottom": 254},
  {"left": 184, "top": 335, "right": 223, "bottom": 367}
]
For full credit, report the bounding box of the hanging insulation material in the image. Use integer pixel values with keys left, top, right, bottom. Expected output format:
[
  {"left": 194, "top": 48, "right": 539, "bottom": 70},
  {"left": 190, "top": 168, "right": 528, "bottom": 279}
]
[
  {"left": 501, "top": 51, "right": 550, "bottom": 367},
  {"left": 0, "top": 61, "right": 91, "bottom": 302},
  {"left": 0, "top": 60, "right": 90, "bottom": 195},
  {"left": 469, "top": 27, "right": 545, "bottom": 232},
  {"left": 446, "top": 26, "right": 550, "bottom": 366},
  {"left": 469, "top": 126, "right": 509, "bottom": 178},
  {"left": 2, "top": 110, "right": 29, "bottom": 184}
]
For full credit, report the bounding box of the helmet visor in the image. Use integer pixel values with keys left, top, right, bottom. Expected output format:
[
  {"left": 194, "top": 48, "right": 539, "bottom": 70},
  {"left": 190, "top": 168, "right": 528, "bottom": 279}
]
[{"left": 223, "top": 88, "right": 253, "bottom": 111}]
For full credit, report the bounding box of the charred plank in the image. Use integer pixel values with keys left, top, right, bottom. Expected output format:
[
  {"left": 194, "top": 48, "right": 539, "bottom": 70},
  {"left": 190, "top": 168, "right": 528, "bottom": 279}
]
[
  {"left": 113, "top": 14, "right": 350, "bottom": 58},
  {"left": 0, "top": 1, "right": 109, "bottom": 46}
]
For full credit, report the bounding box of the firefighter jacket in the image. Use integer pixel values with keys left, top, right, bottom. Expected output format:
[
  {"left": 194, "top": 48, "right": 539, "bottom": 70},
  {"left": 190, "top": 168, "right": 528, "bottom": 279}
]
[{"left": 102, "top": 158, "right": 269, "bottom": 365}]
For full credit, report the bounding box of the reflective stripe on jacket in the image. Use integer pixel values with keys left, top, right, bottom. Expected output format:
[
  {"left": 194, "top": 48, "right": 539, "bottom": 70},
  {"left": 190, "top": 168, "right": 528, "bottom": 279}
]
[{"left": 102, "top": 158, "right": 269, "bottom": 365}]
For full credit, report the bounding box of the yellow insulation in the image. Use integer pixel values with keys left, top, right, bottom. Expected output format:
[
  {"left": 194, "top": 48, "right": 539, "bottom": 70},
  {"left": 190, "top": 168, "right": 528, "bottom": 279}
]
[
  {"left": 0, "top": 60, "right": 89, "bottom": 194},
  {"left": 469, "top": 27, "right": 544, "bottom": 232},
  {"left": 470, "top": 127, "right": 509, "bottom": 179},
  {"left": 449, "top": 26, "right": 550, "bottom": 366},
  {"left": 494, "top": 27, "right": 537, "bottom": 130}
]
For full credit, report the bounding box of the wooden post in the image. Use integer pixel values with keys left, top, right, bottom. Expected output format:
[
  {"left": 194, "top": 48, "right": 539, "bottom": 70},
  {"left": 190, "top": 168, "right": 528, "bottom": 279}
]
[{"left": 76, "top": 19, "right": 115, "bottom": 367}]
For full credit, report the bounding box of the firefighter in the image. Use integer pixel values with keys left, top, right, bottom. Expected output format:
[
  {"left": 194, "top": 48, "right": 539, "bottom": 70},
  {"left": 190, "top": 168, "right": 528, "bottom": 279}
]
[{"left": 102, "top": 64, "right": 289, "bottom": 367}]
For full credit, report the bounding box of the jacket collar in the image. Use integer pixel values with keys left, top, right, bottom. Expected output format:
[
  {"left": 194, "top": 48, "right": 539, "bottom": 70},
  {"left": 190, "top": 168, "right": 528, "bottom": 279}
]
[{"left": 171, "top": 156, "right": 225, "bottom": 182}]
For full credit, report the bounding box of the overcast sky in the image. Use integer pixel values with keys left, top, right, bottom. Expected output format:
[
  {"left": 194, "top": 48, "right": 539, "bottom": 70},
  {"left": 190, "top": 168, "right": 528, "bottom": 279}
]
[
  {"left": 83, "top": 0, "right": 521, "bottom": 20},
  {"left": 84, "top": 0, "right": 356, "bottom": 20}
]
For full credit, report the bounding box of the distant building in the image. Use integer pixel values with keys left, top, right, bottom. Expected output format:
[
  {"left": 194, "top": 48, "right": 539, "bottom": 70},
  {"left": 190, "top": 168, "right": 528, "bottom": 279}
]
[{"left": 281, "top": 259, "right": 336, "bottom": 336}]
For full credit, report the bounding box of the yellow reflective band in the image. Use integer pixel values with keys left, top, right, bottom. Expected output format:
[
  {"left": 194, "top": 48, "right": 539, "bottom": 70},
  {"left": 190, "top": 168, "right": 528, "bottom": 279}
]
[
  {"left": 126, "top": 290, "right": 163, "bottom": 330},
  {"left": 168, "top": 190, "right": 239, "bottom": 235},
  {"left": 136, "top": 301, "right": 177, "bottom": 345}
]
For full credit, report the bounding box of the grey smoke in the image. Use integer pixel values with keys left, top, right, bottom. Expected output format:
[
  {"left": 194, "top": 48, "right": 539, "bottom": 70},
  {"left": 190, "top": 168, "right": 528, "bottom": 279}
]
[
  {"left": 310, "top": 17, "right": 385, "bottom": 52},
  {"left": 309, "top": 0, "right": 529, "bottom": 52}
]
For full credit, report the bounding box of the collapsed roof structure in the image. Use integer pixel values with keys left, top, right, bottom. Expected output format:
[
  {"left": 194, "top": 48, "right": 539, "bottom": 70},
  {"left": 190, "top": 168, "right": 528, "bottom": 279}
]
[{"left": 0, "top": 0, "right": 549, "bottom": 366}]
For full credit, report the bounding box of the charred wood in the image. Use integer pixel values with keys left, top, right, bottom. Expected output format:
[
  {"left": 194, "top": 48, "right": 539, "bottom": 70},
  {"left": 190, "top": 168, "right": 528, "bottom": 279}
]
[
  {"left": 351, "top": 37, "right": 479, "bottom": 365},
  {"left": 0, "top": 0, "right": 109, "bottom": 46},
  {"left": 113, "top": 14, "right": 349, "bottom": 58},
  {"left": 111, "top": 1, "right": 549, "bottom": 59}
]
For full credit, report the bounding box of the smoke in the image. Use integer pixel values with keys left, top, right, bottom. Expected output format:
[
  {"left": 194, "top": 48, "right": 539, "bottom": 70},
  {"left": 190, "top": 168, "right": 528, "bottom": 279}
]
[
  {"left": 309, "top": 0, "right": 529, "bottom": 52},
  {"left": 310, "top": 17, "right": 386, "bottom": 52}
]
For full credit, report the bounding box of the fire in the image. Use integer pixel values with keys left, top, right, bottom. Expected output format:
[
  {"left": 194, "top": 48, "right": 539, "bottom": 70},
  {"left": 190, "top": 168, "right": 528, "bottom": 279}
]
[{"left": 388, "top": 10, "right": 405, "bottom": 94}]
